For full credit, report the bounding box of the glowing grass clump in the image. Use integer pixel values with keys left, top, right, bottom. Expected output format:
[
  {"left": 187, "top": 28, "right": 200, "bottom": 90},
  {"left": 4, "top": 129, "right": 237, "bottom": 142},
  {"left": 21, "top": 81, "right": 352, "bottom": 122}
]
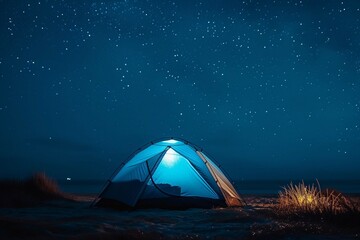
[{"left": 278, "top": 180, "right": 346, "bottom": 215}]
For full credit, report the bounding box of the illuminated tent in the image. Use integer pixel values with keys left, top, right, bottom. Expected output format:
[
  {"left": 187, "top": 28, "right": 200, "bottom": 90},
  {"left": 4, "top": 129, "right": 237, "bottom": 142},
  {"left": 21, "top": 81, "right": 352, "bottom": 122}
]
[{"left": 94, "top": 138, "right": 244, "bottom": 209}]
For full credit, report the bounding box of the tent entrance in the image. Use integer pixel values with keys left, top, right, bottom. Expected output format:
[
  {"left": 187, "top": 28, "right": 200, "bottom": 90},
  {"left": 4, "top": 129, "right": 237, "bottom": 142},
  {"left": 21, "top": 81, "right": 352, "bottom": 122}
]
[{"left": 140, "top": 148, "right": 219, "bottom": 200}]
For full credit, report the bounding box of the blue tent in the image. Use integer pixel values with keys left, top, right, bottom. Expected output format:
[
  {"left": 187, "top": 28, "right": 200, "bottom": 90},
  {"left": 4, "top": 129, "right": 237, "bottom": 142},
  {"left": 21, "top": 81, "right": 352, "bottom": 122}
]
[{"left": 95, "top": 139, "right": 244, "bottom": 209}]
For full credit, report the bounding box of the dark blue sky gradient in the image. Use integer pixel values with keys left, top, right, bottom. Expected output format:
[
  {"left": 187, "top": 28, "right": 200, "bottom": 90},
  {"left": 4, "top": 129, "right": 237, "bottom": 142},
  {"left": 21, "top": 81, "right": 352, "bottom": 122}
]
[{"left": 0, "top": 0, "right": 359, "bottom": 180}]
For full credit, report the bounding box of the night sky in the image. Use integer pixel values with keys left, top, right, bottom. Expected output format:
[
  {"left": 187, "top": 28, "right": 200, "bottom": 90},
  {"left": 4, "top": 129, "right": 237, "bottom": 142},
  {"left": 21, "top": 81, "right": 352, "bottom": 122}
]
[{"left": 1, "top": 0, "right": 359, "bottom": 181}]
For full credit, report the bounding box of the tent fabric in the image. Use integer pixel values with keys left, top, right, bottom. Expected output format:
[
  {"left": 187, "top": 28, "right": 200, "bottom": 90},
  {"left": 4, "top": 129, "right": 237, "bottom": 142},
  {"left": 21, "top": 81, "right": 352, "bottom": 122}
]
[
  {"left": 96, "top": 138, "right": 243, "bottom": 209},
  {"left": 198, "top": 152, "right": 243, "bottom": 207},
  {"left": 171, "top": 145, "right": 221, "bottom": 195},
  {"left": 123, "top": 144, "right": 167, "bottom": 167}
]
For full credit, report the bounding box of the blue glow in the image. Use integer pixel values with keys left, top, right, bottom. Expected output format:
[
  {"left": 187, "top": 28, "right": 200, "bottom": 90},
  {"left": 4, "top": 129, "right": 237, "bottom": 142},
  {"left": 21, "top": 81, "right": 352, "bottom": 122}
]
[
  {"left": 162, "top": 139, "right": 179, "bottom": 144},
  {"left": 153, "top": 151, "right": 218, "bottom": 198},
  {"left": 162, "top": 148, "right": 179, "bottom": 167}
]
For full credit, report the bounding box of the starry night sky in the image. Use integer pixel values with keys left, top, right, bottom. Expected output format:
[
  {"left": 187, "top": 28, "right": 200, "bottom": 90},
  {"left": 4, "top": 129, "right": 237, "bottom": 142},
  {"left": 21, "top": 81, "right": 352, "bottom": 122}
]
[{"left": 0, "top": 0, "right": 359, "bottom": 180}]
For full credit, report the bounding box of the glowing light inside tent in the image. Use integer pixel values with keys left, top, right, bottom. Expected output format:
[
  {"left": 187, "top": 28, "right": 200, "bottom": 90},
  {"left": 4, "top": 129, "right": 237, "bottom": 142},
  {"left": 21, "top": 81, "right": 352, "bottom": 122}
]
[
  {"left": 162, "top": 148, "right": 179, "bottom": 167},
  {"left": 162, "top": 139, "right": 178, "bottom": 144}
]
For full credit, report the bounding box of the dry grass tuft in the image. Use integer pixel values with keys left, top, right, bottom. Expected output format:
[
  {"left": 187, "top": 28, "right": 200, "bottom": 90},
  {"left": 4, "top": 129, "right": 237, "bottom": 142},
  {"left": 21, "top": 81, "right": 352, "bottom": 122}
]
[
  {"left": 0, "top": 172, "right": 65, "bottom": 208},
  {"left": 278, "top": 180, "right": 359, "bottom": 216},
  {"left": 27, "top": 172, "right": 62, "bottom": 198}
]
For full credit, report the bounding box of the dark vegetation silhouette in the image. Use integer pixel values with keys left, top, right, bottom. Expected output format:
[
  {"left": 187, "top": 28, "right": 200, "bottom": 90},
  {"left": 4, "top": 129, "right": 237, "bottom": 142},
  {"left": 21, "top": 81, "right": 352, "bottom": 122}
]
[{"left": 0, "top": 172, "right": 66, "bottom": 208}]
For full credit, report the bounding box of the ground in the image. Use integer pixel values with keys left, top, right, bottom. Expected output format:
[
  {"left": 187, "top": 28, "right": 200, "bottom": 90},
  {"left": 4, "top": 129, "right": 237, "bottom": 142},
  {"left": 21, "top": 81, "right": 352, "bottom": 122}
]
[{"left": 0, "top": 195, "right": 359, "bottom": 240}]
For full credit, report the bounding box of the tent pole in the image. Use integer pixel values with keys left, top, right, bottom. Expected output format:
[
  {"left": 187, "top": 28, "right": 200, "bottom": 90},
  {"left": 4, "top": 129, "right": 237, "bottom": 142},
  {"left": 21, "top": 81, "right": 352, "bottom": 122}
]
[
  {"left": 89, "top": 162, "right": 126, "bottom": 207},
  {"left": 131, "top": 146, "right": 170, "bottom": 206}
]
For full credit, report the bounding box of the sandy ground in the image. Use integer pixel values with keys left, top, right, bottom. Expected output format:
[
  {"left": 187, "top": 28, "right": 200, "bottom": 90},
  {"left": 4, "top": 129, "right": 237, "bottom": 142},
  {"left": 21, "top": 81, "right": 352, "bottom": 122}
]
[{"left": 0, "top": 194, "right": 359, "bottom": 240}]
